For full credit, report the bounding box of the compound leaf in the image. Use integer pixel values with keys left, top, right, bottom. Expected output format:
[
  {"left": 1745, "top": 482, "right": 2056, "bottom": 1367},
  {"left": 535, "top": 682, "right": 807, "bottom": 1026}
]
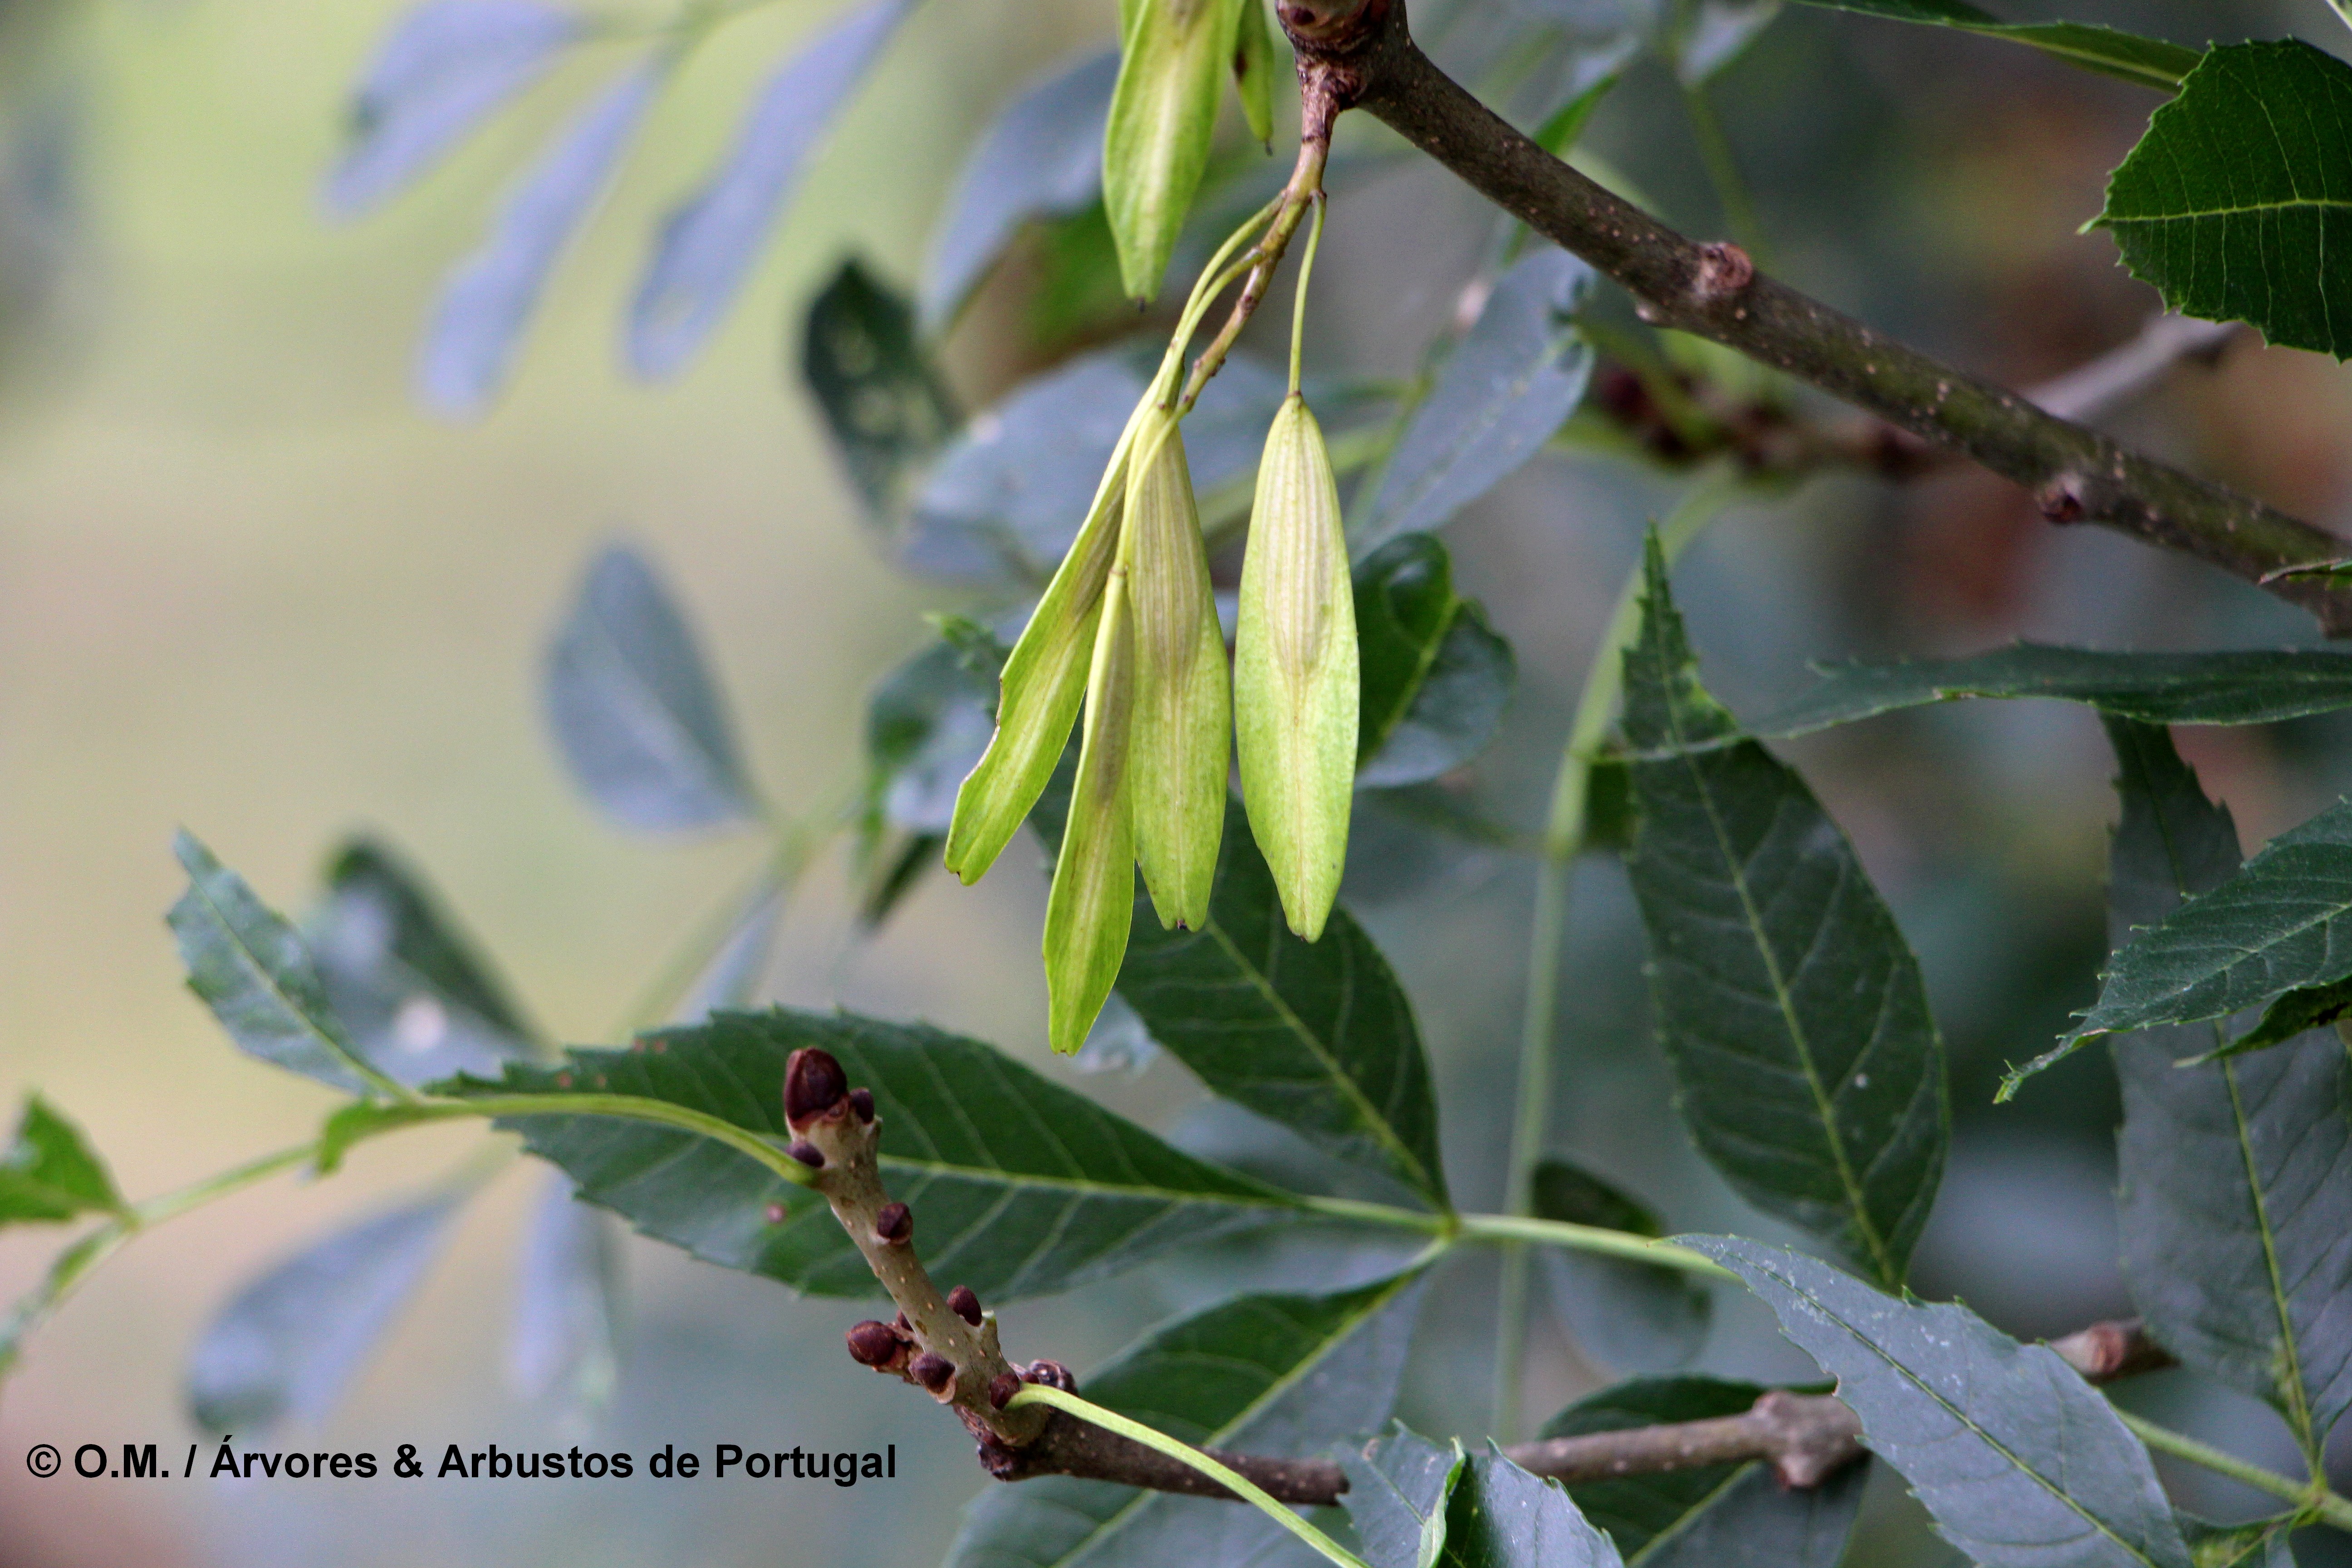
[
  {"left": 1692, "top": 1237, "right": 2191, "bottom": 1568},
  {"left": 2033, "top": 795, "right": 2352, "bottom": 1086},
  {"left": 445, "top": 1008, "right": 1303, "bottom": 1301},
  {"left": 543, "top": 543, "right": 761, "bottom": 832},
  {"left": 2102, "top": 719, "right": 2352, "bottom": 1460},
  {"left": 1620, "top": 541, "right": 1946, "bottom": 1287}
]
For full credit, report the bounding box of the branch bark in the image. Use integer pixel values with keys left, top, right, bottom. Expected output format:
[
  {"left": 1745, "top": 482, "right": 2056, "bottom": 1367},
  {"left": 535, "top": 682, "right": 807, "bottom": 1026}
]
[
  {"left": 795, "top": 1044, "right": 2179, "bottom": 1509},
  {"left": 983, "top": 1316, "right": 2172, "bottom": 1506},
  {"left": 1272, "top": 0, "right": 2352, "bottom": 633}
]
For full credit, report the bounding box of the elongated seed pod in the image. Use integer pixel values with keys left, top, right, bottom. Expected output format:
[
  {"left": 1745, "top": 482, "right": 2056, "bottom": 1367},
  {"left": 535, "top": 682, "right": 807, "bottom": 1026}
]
[
  {"left": 943, "top": 406, "right": 1145, "bottom": 885},
  {"left": 1234, "top": 393, "right": 1357, "bottom": 941},
  {"left": 1121, "top": 407, "right": 1229, "bottom": 931},
  {"left": 1043, "top": 563, "right": 1138, "bottom": 1055},
  {"left": 1102, "top": 0, "right": 1243, "bottom": 300}
]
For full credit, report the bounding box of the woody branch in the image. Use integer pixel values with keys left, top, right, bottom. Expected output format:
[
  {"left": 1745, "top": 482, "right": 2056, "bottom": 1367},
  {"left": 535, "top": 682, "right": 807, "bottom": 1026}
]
[
  {"left": 790, "top": 1044, "right": 2174, "bottom": 1509},
  {"left": 1270, "top": 0, "right": 2352, "bottom": 632}
]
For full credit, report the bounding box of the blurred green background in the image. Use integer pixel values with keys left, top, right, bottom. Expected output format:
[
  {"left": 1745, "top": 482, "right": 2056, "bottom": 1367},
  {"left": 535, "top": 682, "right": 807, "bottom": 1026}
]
[{"left": 3, "top": 0, "right": 2351, "bottom": 1564}]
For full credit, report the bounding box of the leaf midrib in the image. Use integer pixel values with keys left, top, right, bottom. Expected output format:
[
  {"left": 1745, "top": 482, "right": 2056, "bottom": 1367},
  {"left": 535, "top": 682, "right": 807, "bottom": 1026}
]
[
  {"left": 872, "top": 1151, "right": 1300, "bottom": 1211},
  {"left": 2137, "top": 764, "right": 2320, "bottom": 1463},
  {"left": 1198, "top": 915, "right": 1441, "bottom": 1202},
  {"left": 1659, "top": 678, "right": 1897, "bottom": 1286},
  {"left": 185, "top": 871, "right": 379, "bottom": 1092},
  {"left": 2107, "top": 195, "right": 2352, "bottom": 223}
]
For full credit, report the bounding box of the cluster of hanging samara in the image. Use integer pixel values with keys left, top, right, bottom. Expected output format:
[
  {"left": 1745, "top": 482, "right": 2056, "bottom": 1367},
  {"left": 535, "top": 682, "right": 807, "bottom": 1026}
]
[{"left": 942, "top": 203, "right": 1354, "bottom": 1055}]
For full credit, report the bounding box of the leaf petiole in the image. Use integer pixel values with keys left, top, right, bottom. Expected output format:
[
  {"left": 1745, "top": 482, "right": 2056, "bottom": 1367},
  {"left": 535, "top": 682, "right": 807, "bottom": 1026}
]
[{"left": 1005, "top": 1383, "right": 1371, "bottom": 1568}]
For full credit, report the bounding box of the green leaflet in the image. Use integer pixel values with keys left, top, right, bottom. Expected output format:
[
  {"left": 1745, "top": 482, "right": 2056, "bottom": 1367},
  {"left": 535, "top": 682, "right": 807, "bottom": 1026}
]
[
  {"left": 1236, "top": 394, "right": 1358, "bottom": 940},
  {"left": 1437, "top": 1450, "right": 1625, "bottom": 1568},
  {"left": 542, "top": 544, "right": 763, "bottom": 833},
  {"left": 1743, "top": 643, "right": 2352, "bottom": 741},
  {"left": 1788, "top": 0, "right": 2197, "bottom": 92},
  {"left": 1340, "top": 1429, "right": 1464, "bottom": 1568},
  {"left": 308, "top": 836, "right": 537, "bottom": 1085},
  {"left": 169, "top": 832, "right": 403, "bottom": 1099},
  {"left": 946, "top": 1269, "right": 1426, "bottom": 1568},
  {"left": 1117, "top": 794, "right": 1450, "bottom": 1206},
  {"left": 444, "top": 1009, "right": 1303, "bottom": 1301},
  {"left": 1353, "top": 533, "right": 1514, "bottom": 790},
  {"left": 1122, "top": 412, "right": 1229, "bottom": 932},
  {"left": 2102, "top": 720, "right": 2352, "bottom": 1461},
  {"left": 1103, "top": 0, "right": 1242, "bottom": 300},
  {"left": 1543, "top": 1377, "right": 1865, "bottom": 1568},
  {"left": 1619, "top": 538, "right": 1946, "bottom": 1287},
  {"left": 186, "top": 1191, "right": 463, "bottom": 1432},
  {"left": 800, "top": 257, "right": 958, "bottom": 514},
  {"left": 0, "top": 1096, "right": 123, "bottom": 1227},
  {"left": 2097, "top": 41, "right": 2352, "bottom": 360},
  {"left": 1693, "top": 1237, "right": 2192, "bottom": 1568},
  {"left": 2026, "top": 794, "right": 2352, "bottom": 1087}
]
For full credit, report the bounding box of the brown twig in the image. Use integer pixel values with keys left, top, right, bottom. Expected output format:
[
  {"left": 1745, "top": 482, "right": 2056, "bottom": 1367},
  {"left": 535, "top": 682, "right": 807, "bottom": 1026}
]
[
  {"left": 799, "top": 1043, "right": 2178, "bottom": 1509},
  {"left": 784, "top": 1048, "right": 1046, "bottom": 1450},
  {"left": 1171, "top": 73, "right": 1343, "bottom": 415},
  {"left": 1269, "top": 0, "right": 2352, "bottom": 632}
]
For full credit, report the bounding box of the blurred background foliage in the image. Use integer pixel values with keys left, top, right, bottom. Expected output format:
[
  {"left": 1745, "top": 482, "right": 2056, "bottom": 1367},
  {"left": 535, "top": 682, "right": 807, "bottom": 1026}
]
[{"left": 2, "top": 0, "right": 2349, "bottom": 1564}]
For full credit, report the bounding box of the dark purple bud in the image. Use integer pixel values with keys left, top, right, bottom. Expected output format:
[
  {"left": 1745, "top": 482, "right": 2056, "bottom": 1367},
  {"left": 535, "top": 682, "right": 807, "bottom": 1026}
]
[
  {"left": 894, "top": 1311, "right": 912, "bottom": 1333},
  {"left": 787, "top": 1141, "right": 824, "bottom": 1169},
  {"left": 947, "top": 1285, "right": 982, "bottom": 1325},
  {"left": 1022, "top": 1360, "right": 1077, "bottom": 1393},
  {"left": 848, "top": 1088, "right": 875, "bottom": 1124},
  {"left": 875, "top": 1202, "right": 912, "bottom": 1244},
  {"left": 987, "top": 1373, "right": 1022, "bottom": 1410},
  {"left": 910, "top": 1353, "right": 956, "bottom": 1393},
  {"left": 784, "top": 1048, "right": 848, "bottom": 1127},
  {"left": 845, "top": 1321, "right": 900, "bottom": 1367}
]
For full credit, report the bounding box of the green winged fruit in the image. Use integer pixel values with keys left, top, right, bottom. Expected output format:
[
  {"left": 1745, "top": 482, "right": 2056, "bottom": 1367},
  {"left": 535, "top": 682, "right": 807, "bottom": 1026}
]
[{"left": 1235, "top": 392, "right": 1356, "bottom": 941}]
